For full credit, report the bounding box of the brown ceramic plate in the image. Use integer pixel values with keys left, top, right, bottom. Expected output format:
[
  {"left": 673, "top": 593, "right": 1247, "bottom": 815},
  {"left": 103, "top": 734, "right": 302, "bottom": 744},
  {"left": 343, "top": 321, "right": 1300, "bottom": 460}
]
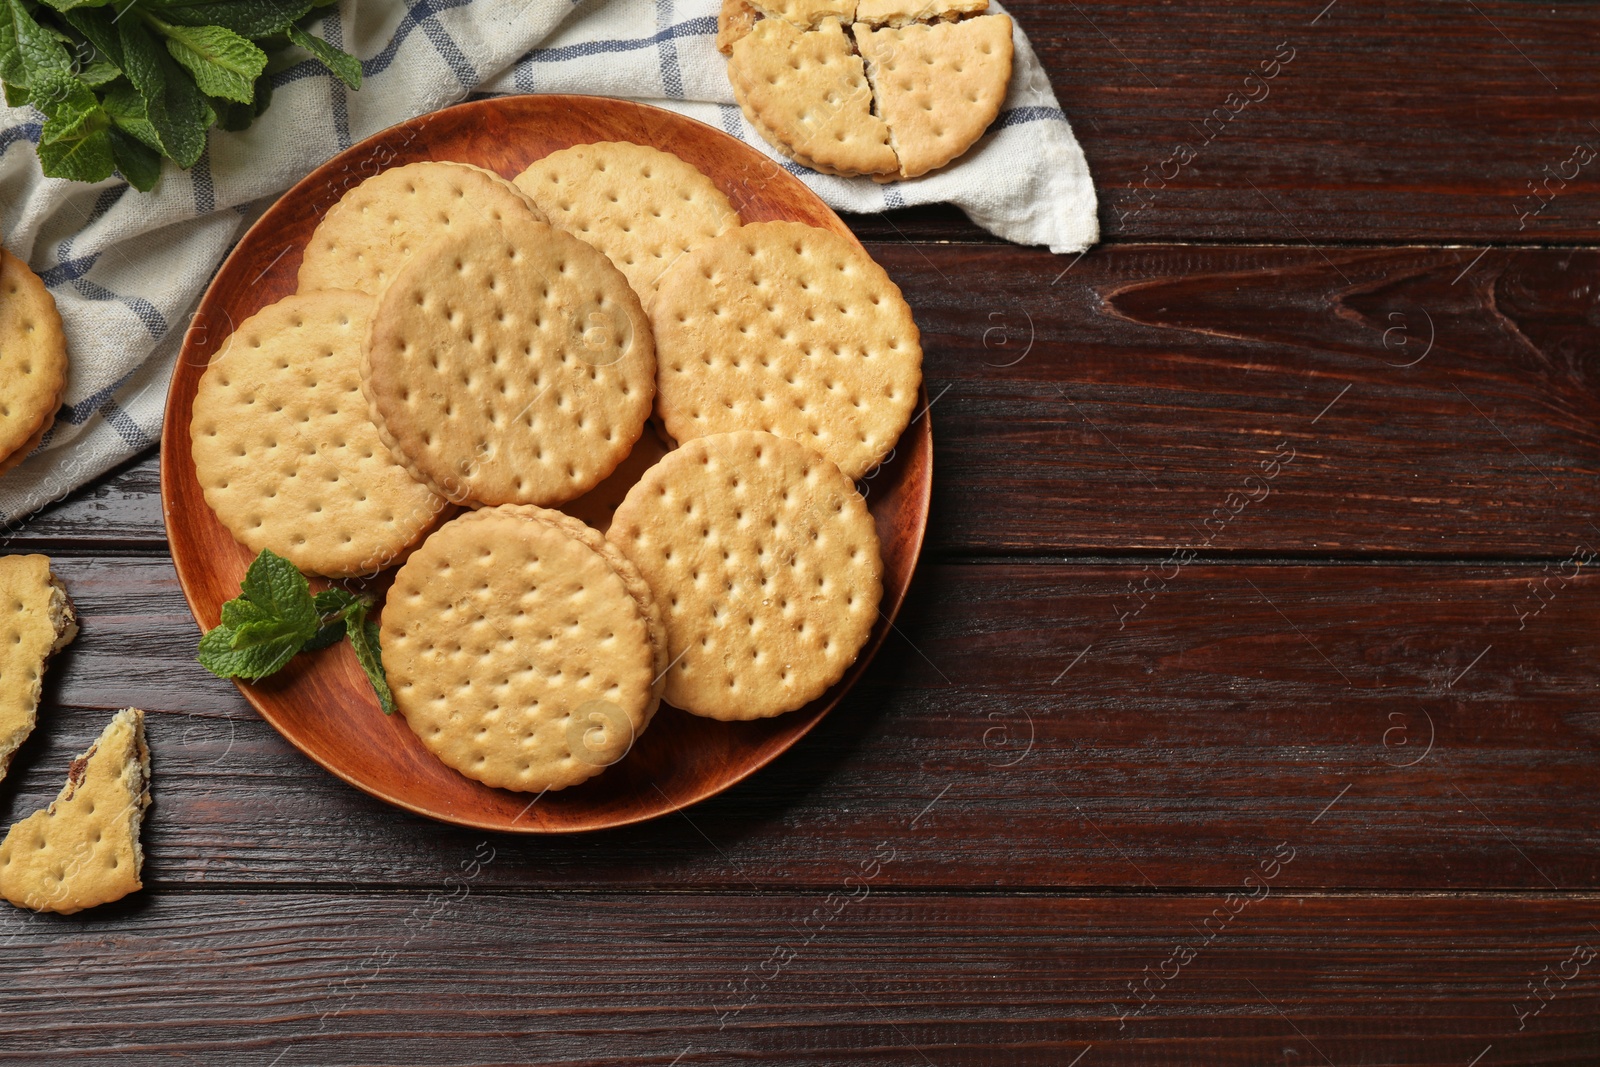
[{"left": 161, "top": 95, "right": 932, "bottom": 833}]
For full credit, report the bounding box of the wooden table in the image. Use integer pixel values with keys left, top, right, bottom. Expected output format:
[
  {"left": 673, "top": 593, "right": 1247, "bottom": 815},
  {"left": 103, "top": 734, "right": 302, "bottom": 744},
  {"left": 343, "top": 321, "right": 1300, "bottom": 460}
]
[{"left": 4, "top": 2, "right": 1598, "bottom": 1062}]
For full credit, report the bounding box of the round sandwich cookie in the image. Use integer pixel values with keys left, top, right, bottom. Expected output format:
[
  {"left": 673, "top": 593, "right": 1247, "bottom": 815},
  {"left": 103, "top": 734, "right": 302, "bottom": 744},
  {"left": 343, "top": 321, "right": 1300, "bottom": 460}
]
[
  {"left": 0, "top": 249, "right": 68, "bottom": 476},
  {"left": 190, "top": 291, "right": 447, "bottom": 577},
  {"left": 607, "top": 431, "right": 882, "bottom": 721},
  {"left": 362, "top": 208, "right": 655, "bottom": 508},
  {"left": 513, "top": 142, "right": 741, "bottom": 304},
  {"left": 651, "top": 220, "right": 921, "bottom": 481},
  {"left": 297, "top": 161, "right": 546, "bottom": 297},
  {"left": 382, "top": 505, "right": 659, "bottom": 792},
  {"left": 506, "top": 504, "right": 670, "bottom": 726}
]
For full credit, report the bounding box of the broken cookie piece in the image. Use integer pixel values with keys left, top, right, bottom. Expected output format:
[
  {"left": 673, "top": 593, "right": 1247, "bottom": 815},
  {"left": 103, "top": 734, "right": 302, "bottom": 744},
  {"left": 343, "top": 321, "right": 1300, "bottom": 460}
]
[
  {"left": 727, "top": 18, "right": 898, "bottom": 177},
  {"left": 0, "top": 708, "right": 151, "bottom": 915},
  {"left": 857, "top": 14, "right": 1014, "bottom": 178},
  {"left": 0, "top": 555, "right": 78, "bottom": 784}
]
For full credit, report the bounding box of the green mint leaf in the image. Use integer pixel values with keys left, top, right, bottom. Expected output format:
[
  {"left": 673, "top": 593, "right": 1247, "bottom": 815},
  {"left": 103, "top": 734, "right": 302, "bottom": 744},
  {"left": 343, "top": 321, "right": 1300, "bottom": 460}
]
[
  {"left": 117, "top": 17, "right": 211, "bottom": 168},
  {"left": 286, "top": 23, "right": 358, "bottom": 89},
  {"left": 108, "top": 126, "right": 160, "bottom": 189},
  {"left": 35, "top": 0, "right": 116, "bottom": 12},
  {"left": 1, "top": 0, "right": 73, "bottom": 89},
  {"left": 59, "top": 6, "right": 124, "bottom": 69},
  {"left": 153, "top": 20, "right": 264, "bottom": 104},
  {"left": 37, "top": 120, "right": 113, "bottom": 182},
  {"left": 301, "top": 587, "right": 358, "bottom": 649},
  {"left": 2, "top": 80, "right": 29, "bottom": 107},
  {"left": 101, "top": 79, "right": 163, "bottom": 151},
  {"left": 154, "top": 0, "right": 312, "bottom": 38},
  {"left": 209, "top": 93, "right": 254, "bottom": 132},
  {"left": 76, "top": 55, "right": 119, "bottom": 86},
  {"left": 238, "top": 548, "right": 318, "bottom": 636},
  {"left": 196, "top": 549, "right": 323, "bottom": 680},
  {"left": 30, "top": 66, "right": 95, "bottom": 125},
  {"left": 301, "top": 617, "right": 347, "bottom": 651},
  {"left": 197, "top": 623, "right": 301, "bottom": 679},
  {"left": 344, "top": 600, "right": 394, "bottom": 714},
  {"left": 312, "top": 588, "right": 359, "bottom": 615}
]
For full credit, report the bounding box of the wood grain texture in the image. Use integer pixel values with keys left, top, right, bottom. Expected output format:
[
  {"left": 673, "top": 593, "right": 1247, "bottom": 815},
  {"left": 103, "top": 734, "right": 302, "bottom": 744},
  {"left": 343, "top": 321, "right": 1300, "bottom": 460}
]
[
  {"left": 7, "top": 556, "right": 1594, "bottom": 891},
  {"left": 1007, "top": 0, "right": 1600, "bottom": 243},
  {"left": 158, "top": 96, "right": 932, "bottom": 833},
  {"left": 21, "top": 244, "right": 1598, "bottom": 558},
  {"left": 2, "top": 891, "right": 1597, "bottom": 1065}
]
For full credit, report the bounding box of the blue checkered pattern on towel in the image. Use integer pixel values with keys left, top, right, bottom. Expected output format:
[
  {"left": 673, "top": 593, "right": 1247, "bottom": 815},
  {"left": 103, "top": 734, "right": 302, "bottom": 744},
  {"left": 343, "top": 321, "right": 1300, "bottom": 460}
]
[{"left": 0, "top": 0, "right": 1095, "bottom": 526}]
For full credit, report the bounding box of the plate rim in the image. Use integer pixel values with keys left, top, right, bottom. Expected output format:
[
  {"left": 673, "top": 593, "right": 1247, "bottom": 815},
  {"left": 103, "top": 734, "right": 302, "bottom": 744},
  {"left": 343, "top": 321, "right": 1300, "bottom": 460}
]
[{"left": 159, "top": 94, "right": 932, "bottom": 834}]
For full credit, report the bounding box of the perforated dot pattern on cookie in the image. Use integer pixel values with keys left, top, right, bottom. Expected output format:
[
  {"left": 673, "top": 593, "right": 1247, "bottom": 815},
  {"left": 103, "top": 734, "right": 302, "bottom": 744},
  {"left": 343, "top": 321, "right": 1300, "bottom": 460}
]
[
  {"left": 606, "top": 431, "right": 882, "bottom": 721},
  {"left": 0, "top": 250, "right": 67, "bottom": 470},
  {"left": 0, "top": 707, "right": 149, "bottom": 915},
  {"left": 382, "top": 506, "right": 657, "bottom": 792},
  {"left": 651, "top": 220, "right": 921, "bottom": 480},
  {"left": 363, "top": 208, "right": 655, "bottom": 508},
  {"left": 297, "top": 162, "right": 547, "bottom": 296},
  {"left": 726, "top": 18, "right": 898, "bottom": 177},
  {"left": 0, "top": 555, "right": 75, "bottom": 784},
  {"left": 514, "top": 142, "right": 741, "bottom": 303},
  {"left": 856, "top": 14, "right": 1014, "bottom": 178},
  {"left": 190, "top": 291, "right": 446, "bottom": 577}
]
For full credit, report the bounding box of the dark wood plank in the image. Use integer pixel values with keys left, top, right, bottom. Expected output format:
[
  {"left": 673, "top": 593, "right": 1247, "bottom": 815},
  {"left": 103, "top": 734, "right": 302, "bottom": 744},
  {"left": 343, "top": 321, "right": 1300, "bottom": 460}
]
[
  {"left": 2, "top": 891, "right": 1597, "bottom": 1064},
  {"left": 17, "top": 244, "right": 1598, "bottom": 558},
  {"left": 1009, "top": 0, "right": 1600, "bottom": 244},
  {"left": 9, "top": 556, "right": 1595, "bottom": 891}
]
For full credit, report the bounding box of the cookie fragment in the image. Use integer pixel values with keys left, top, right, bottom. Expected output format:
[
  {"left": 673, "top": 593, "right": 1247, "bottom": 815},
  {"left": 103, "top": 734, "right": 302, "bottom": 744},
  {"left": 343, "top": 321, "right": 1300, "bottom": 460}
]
[
  {"left": 0, "top": 249, "right": 67, "bottom": 475},
  {"left": 363, "top": 209, "right": 655, "bottom": 508},
  {"left": 0, "top": 708, "right": 150, "bottom": 915},
  {"left": 297, "top": 162, "right": 547, "bottom": 296},
  {"left": 748, "top": 0, "right": 857, "bottom": 29},
  {"left": 717, "top": 0, "right": 761, "bottom": 53},
  {"left": 854, "top": 0, "right": 988, "bottom": 27},
  {"left": 191, "top": 291, "right": 447, "bottom": 577},
  {"left": 857, "top": 14, "right": 1014, "bottom": 178},
  {"left": 607, "top": 431, "right": 882, "bottom": 720},
  {"left": 382, "top": 507, "right": 659, "bottom": 792},
  {"left": 727, "top": 18, "right": 898, "bottom": 178},
  {"left": 0, "top": 555, "right": 77, "bottom": 784},
  {"left": 652, "top": 220, "right": 922, "bottom": 480},
  {"left": 513, "top": 142, "right": 741, "bottom": 303}
]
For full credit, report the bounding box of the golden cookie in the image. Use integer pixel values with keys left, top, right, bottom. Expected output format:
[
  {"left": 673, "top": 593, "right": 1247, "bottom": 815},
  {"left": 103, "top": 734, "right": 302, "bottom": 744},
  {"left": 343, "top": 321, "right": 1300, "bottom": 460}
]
[
  {"left": 513, "top": 143, "right": 741, "bottom": 304},
  {"left": 717, "top": 0, "right": 761, "bottom": 53},
  {"left": 0, "top": 555, "right": 76, "bottom": 784},
  {"left": 0, "top": 249, "right": 67, "bottom": 474},
  {"left": 382, "top": 506, "right": 658, "bottom": 792},
  {"left": 0, "top": 707, "right": 150, "bottom": 915},
  {"left": 727, "top": 19, "right": 898, "bottom": 178},
  {"left": 363, "top": 208, "right": 655, "bottom": 508},
  {"left": 607, "top": 431, "right": 882, "bottom": 720},
  {"left": 652, "top": 221, "right": 921, "bottom": 480},
  {"left": 190, "top": 291, "right": 447, "bottom": 577},
  {"left": 857, "top": 15, "right": 1014, "bottom": 178},
  {"left": 748, "top": 0, "right": 856, "bottom": 28},
  {"left": 297, "top": 162, "right": 546, "bottom": 297},
  {"left": 507, "top": 505, "right": 670, "bottom": 725},
  {"left": 855, "top": 0, "right": 988, "bottom": 27}
]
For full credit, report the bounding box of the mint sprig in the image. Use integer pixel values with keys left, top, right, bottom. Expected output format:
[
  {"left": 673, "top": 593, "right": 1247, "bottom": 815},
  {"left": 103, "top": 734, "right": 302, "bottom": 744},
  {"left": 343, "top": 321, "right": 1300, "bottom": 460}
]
[
  {"left": 198, "top": 549, "right": 395, "bottom": 714},
  {"left": 1, "top": 0, "right": 360, "bottom": 190}
]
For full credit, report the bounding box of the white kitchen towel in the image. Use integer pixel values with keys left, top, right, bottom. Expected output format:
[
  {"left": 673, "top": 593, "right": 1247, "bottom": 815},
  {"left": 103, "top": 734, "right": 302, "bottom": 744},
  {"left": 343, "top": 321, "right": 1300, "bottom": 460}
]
[{"left": 0, "top": 0, "right": 1096, "bottom": 526}]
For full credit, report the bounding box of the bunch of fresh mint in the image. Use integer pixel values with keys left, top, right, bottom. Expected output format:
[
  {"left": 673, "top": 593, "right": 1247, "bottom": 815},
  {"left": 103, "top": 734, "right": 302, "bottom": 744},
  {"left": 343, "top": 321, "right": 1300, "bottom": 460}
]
[
  {"left": 0, "top": 0, "right": 360, "bottom": 190},
  {"left": 198, "top": 548, "right": 393, "bottom": 714}
]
